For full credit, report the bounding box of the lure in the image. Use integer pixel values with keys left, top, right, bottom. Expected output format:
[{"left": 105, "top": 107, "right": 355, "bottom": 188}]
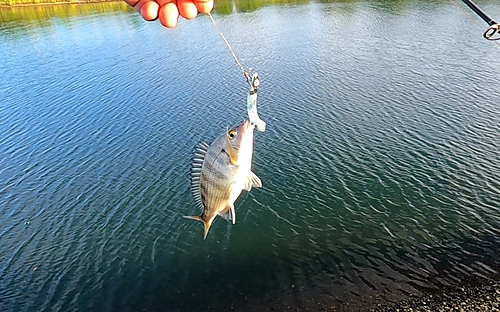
[{"left": 246, "top": 72, "right": 266, "bottom": 132}]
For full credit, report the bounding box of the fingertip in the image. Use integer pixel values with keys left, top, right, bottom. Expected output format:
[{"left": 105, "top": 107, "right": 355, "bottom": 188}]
[
  {"left": 194, "top": 0, "right": 213, "bottom": 14},
  {"left": 140, "top": 1, "right": 160, "bottom": 21},
  {"left": 159, "top": 2, "right": 179, "bottom": 28},
  {"left": 178, "top": 0, "right": 198, "bottom": 20},
  {"left": 124, "top": 0, "right": 140, "bottom": 8}
]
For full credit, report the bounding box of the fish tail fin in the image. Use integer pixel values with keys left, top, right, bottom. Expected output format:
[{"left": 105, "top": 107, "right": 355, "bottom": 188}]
[{"left": 183, "top": 215, "right": 212, "bottom": 240}]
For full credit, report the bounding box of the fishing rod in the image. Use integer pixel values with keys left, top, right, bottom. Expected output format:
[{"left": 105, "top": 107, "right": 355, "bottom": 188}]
[{"left": 461, "top": 0, "right": 500, "bottom": 40}]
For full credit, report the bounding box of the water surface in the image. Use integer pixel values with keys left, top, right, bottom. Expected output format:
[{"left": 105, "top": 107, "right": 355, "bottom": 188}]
[{"left": 1, "top": 0, "right": 500, "bottom": 311}]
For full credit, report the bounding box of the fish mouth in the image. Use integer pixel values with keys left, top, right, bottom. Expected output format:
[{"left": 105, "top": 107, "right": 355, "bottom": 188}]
[
  {"left": 226, "top": 120, "right": 252, "bottom": 166},
  {"left": 242, "top": 119, "right": 252, "bottom": 134}
]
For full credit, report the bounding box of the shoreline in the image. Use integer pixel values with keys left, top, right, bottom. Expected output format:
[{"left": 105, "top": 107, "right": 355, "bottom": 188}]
[{"left": 371, "top": 282, "right": 500, "bottom": 312}]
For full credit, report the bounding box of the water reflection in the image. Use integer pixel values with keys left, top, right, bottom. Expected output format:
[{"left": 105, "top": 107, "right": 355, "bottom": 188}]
[
  {"left": 0, "top": 2, "right": 128, "bottom": 23},
  {"left": 0, "top": 2, "right": 135, "bottom": 40}
]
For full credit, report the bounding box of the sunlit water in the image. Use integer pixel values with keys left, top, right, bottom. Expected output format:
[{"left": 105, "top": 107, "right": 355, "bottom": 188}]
[{"left": 1, "top": 1, "right": 500, "bottom": 311}]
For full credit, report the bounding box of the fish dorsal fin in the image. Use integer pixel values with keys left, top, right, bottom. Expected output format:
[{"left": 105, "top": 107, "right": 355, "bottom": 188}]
[
  {"left": 190, "top": 142, "right": 210, "bottom": 209},
  {"left": 243, "top": 171, "right": 262, "bottom": 191},
  {"left": 218, "top": 205, "right": 236, "bottom": 224}
]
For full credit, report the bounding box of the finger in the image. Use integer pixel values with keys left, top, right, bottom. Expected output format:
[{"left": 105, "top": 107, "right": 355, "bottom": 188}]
[
  {"left": 193, "top": 0, "right": 212, "bottom": 14},
  {"left": 125, "top": 0, "right": 160, "bottom": 21},
  {"left": 159, "top": 2, "right": 179, "bottom": 28},
  {"left": 177, "top": 0, "right": 198, "bottom": 20},
  {"left": 125, "top": 0, "right": 148, "bottom": 13},
  {"left": 140, "top": 1, "right": 160, "bottom": 21},
  {"left": 156, "top": 0, "right": 172, "bottom": 6},
  {"left": 124, "top": 0, "right": 141, "bottom": 8}
]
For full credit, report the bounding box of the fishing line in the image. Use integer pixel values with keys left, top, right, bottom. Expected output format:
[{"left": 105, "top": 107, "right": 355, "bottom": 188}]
[
  {"left": 207, "top": 11, "right": 267, "bottom": 132},
  {"left": 207, "top": 12, "right": 253, "bottom": 83},
  {"left": 449, "top": 0, "right": 485, "bottom": 29}
]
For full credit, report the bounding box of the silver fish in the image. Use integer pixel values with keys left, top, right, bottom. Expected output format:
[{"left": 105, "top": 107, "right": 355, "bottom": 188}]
[{"left": 184, "top": 120, "right": 262, "bottom": 239}]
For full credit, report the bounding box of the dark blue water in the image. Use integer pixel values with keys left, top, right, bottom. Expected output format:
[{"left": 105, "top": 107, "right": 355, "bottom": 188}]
[{"left": 1, "top": 1, "right": 500, "bottom": 310}]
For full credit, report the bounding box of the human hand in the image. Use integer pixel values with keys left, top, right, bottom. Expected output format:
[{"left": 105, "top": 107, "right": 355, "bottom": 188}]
[{"left": 124, "top": 0, "right": 214, "bottom": 28}]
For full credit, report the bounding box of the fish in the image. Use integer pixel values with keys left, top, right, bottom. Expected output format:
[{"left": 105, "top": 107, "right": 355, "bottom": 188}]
[{"left": 184, "top": 120, "right": 262, "bottom": 239}]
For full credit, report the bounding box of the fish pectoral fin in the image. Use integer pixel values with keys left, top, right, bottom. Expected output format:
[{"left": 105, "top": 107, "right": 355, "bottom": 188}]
[
  {"left": 183, "top": 215, "right": 212, "bottom": 240},
  {"left": 244, "top": 171, "right": 262, "bottom": 191},
  {"left": 218, "top": 205, "right": 236, "bottom": 225}
]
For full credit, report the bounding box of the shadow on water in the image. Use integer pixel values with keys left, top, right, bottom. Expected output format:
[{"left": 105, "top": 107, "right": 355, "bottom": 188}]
[{"left": 57, "top": 232, "right": 500, "bottom": 311}]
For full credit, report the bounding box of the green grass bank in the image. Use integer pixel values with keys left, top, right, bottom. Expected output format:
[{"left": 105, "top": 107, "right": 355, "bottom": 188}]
[{"left": 1, "top": 0, "right": 118, "bottom": 6}]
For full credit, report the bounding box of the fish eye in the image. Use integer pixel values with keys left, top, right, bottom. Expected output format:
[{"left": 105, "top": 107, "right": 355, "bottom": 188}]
[{"left": 228, "top": 129, "right": 237, "bottom": 140}]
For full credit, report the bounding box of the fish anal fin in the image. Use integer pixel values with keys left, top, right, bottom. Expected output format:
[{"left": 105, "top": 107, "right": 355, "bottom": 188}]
[
  {"left": 218, "top": 205, "right": 236, "bottom": 225},
  {"left": 230, "top": 205, "right": 236, "bottom": 224},
  {"left": 218, "top": 210, "right": 231, "bottom": 222}
]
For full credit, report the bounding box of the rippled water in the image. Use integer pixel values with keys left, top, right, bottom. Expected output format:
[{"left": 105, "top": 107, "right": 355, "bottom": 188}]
[{"left": 2, "top": 1, "right": 500, "bottom": 311}]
